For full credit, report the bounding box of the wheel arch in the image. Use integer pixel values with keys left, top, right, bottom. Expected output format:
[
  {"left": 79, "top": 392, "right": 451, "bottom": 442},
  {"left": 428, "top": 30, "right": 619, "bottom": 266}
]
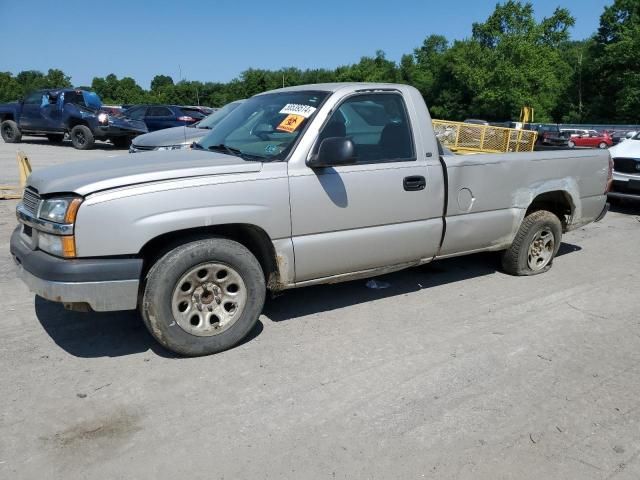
[
  {"left": 66, "top": 117, "right": 90, "bottom": 132},
  {"left": 0, "top": 112, "right": 16, "bottom": 122},
  {"left": 526, "top": 190, "right": 575, "bottom": 231},
  {"left": 138, "top": 223, "right": 283, "bottom": 291}
]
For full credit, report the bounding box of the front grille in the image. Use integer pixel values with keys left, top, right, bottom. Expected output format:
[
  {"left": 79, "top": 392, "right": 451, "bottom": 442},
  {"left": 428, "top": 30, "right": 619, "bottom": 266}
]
[
  {"left": 131, "top": 144, "right": 155, "bottom": 152},
  {"left": 612, "top": 180, "right": 640, "bottom": 195},
  {"left": 613, "top": 157, "right": 640, "bottom": 174},
  {"left": 22, "top": 188, "right": 40, "bottom": 215}
]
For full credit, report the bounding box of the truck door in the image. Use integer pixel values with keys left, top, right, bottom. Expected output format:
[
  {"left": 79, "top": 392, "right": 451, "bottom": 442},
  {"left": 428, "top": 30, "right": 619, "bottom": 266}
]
[
  {"left": 19, "top": 91, "right": 47, "bottom": 130},
  {"left": 288, "top": 92, "right": 444, "bottom": 283}
]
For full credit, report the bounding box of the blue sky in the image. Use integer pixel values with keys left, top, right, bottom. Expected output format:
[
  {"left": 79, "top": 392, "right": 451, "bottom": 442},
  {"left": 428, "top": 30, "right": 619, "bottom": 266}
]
[{"left": 1, "top": 0, "right": 612, "bottom": 88}]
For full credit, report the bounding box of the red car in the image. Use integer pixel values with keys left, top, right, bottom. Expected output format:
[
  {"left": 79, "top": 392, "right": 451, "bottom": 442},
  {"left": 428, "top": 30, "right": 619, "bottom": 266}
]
[{"left": 568, "top": 130, "right": 612, "bottom": 149}]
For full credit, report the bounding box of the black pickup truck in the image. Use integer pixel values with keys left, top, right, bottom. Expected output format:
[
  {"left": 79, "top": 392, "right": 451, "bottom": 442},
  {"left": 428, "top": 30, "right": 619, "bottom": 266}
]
[{"left": 0, "top": 89, "right": 147, "bottom": 150}]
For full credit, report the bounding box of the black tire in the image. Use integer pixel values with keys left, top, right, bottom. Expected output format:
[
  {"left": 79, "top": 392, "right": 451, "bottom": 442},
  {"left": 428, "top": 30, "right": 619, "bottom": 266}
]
[
  {"left": 47, "top": 134, "right": 64, "bottom": 143},
  {"left": 69, "top": 125, "right": 95, "bottom": 150},
  {"left": 140, "top": 238, "right": 266, "bottom": 356},
  {"left": 501, "top": 210, "right": 563, "bottom": 276},
  {"left": 111, "top": 136, "right": 131, "bottom": 149},
  {"left": 598, "top": 142, "right": 607, "bottom": 149},
  {"left": 1, "top": 120, "right": 22, "bottom": 143},
  {"left": 567, "top": 140, "right": 575, "bottom": 148}
]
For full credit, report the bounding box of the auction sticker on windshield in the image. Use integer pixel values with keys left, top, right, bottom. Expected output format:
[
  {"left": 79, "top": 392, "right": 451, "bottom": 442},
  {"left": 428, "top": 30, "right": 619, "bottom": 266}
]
[
  {"left": 279, "top": 104, "right": 316, "bottom": 118},
  {"left": 276, "top": 114, "right": 305, "bottom": 133}
]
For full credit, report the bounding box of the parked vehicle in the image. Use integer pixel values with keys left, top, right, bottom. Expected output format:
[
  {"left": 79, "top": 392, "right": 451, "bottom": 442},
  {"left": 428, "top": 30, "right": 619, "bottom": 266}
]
[
  {"left": 567, "top": 130, "right": 612, "bottom": 149},
  {"left": 527, "top": 124, "right": 569, "bottom": 147},
  {"left": 123, "top": 105, "right": 207, "bottom": 132},
  {"left": 607, "top": 131, "right": 640, "bottom": 200},
  {"left": 560, "top": 128, "right": 589, "bottom": 138},
  {"left": 609, "top": 130, "right": 631, "bottom": 145},
  {"left": 0, "top": 89, "right": 147, "bottom": 149},
  {"left": 130, "top": 100, "right": 244, "bottom": 152},
  {"left": 185, "top": 105, "right": 216, "bottom": 116},
  {"left": 10, "top": 83, "right": 610, "bottom": 356}
]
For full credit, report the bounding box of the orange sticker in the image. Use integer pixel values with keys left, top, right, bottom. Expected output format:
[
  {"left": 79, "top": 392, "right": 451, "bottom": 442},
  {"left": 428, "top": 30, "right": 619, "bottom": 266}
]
[{"left": 276, "top": 114, "right": 305, "bottom": 133}]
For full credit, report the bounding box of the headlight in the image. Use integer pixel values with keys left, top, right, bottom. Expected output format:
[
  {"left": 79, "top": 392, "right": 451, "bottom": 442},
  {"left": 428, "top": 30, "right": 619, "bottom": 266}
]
[
  {"left": 98, "top": 112, "right": 109, "bottom": 125},
  {"left": 38, "top": 232, "right": 76, "bottom": 258},
  {"left": 156, "top": 144, "right": 189, "bottom": 151},
  {"left": 38, "top": 198, "right": 82, "bottom": 224}
]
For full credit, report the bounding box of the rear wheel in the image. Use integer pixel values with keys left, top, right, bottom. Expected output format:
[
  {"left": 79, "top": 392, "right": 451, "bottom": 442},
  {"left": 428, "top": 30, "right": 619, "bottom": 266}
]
[
  {"left": 46, "top": 134, "right": 64, "bottom": 143},
  {"left": 1, "top": 120, "right": 22, "bottom": 143},
  {"left": 140, "top": 238, "right": 266, "bottom": 356},
  {"left": 70, "top": 125, "right": 95, "bottom": 150},
  {"left": 501, "top": 210, "right": 562, "bottom": 276}
]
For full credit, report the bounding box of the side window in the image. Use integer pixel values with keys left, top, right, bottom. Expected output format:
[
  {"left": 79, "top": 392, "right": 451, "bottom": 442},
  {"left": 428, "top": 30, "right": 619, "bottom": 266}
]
[
  {"left": 63, "top": 92, "right": 84, "bottom": 106},
  {"left": 316, "top": 93, "right": 414, "bottom": 164},
  {"left": 126, "top": 107, "right": 147, "bottom": 120},
  {"left": 24, "top": 92, "right": 43, "bottom": 105},
  {"left": 147, "top": 106, "right": 172, "bottom": 117}
]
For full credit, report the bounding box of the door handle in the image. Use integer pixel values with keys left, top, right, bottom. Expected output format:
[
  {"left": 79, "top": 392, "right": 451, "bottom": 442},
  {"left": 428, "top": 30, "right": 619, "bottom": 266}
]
[{"left": 403, "top": 175, "right": 426, "bottom": 191}]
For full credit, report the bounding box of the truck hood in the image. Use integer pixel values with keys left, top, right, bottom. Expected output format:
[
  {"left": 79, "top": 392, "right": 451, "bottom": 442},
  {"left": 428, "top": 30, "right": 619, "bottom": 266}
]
[
  {"left": 27, "top": 149, "right": 263, "bottom": 196},
  {"left": 132, "top": 126, "right": 209, "bottom": 147},
  {"left": 609, "top": 139, "right": 640, "bottom": 159}
]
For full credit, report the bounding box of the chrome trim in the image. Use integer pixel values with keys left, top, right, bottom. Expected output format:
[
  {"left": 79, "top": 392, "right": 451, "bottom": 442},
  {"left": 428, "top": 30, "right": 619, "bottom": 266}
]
[
  {"left": 16, "top": 203, "right": 74, "bottom": 235},
  {"left": 13, "top": 259, "right": 139, "bottom": 311}
]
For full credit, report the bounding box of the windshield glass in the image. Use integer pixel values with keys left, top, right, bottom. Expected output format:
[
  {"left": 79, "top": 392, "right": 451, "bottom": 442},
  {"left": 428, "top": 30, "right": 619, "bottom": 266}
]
[
  {"left": 82, "top": 91, "right": 102, "bottom": 110},
  {"left": 197, "top": 101, "right": 244, "bottom": 129},
  {"left": 633, "top": 132, "right": 640, "bottom": 140},
  {"left": 198, "top": 91, "right": 329, "bottom": 161}
]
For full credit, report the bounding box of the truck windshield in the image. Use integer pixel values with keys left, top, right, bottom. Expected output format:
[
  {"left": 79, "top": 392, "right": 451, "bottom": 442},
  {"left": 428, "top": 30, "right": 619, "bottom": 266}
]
[
  {"left": 196, "top": 101, "right": 243, "bottom": 129},
  {"left": 197, "top": 91, "right": 329, "bottom": 161},
  {"left": 82, "top": 91, "right": 102, "bottom": 110}
]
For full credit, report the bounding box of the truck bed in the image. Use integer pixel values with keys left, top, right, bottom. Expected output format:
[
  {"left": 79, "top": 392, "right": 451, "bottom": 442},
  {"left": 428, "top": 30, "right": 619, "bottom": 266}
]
[{"left": 437, "top": 149, "right": 610, "bottom": 258}]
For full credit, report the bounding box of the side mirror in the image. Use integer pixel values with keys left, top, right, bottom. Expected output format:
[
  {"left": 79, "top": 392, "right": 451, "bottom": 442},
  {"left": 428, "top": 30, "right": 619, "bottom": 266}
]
[{"left": 307, "top": 137, "right": 356, "bottom": 168}]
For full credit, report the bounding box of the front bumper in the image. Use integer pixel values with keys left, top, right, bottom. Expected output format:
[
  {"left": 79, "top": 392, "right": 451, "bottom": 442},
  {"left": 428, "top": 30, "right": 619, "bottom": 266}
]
[
  {"left": 10, "top": 227, "right": 142, "bottom": 311},
  {"left": 609, "top": 172, "right": 640, "bottom": 200}
]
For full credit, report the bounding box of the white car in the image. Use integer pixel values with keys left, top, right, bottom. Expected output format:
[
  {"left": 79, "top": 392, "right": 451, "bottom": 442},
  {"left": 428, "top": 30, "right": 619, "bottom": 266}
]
[{"left": 608, "top": 132, "right": 640, "bottom": 200}]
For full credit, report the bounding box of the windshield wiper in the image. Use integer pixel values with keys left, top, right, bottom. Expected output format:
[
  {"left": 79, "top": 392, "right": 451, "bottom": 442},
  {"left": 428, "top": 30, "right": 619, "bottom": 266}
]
[
  {"left": 208, "top": 143, "right": 243, "bottom": 155},
  {"left": 207, "top": 144, "right": 264, "bottom": 161}
]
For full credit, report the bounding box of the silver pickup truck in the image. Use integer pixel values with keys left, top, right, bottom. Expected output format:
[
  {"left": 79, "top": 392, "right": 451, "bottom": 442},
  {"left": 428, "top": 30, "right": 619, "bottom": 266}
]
[{"left": 10, "top": 83, "right": 611, "bottom": 356}]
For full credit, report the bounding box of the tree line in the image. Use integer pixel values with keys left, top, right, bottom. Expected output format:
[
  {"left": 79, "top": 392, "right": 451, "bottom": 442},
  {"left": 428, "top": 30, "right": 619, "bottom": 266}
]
[{"left": 0, "top": 0, "right": 637, "bottom": 124}]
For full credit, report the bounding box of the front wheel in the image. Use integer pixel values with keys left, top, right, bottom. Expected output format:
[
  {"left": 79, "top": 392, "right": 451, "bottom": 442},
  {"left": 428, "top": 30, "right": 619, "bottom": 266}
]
[
  {"left": 501, "top": 210, "right": 562, "bottom": 276},
  {"left": 567, "top": 140, "right": 575, "bottom": 148},
  {"left": 1, "top": 120, "right": 22, "bottom": 143},
  {"left": 140, "top": 238, "right": 266, "bottom": 356},
  {"left": 70, "top": 125, "right": 95, "bottom": 150},
  {"left": 598, "top": 142, "right": 607, "bottom": 149}
]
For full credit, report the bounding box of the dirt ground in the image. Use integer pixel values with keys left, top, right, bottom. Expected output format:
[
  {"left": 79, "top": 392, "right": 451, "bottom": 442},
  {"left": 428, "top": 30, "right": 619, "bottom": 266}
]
[{"left": 1, "top": 139, "right": 640, "bottom": 479}]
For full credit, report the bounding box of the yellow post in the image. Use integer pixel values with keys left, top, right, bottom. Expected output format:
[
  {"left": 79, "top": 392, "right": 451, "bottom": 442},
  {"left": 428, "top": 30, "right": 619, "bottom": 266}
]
[
  {"left": 17, "top": 151, "right": 32, "bottom": 187},
  {"left": 0, "top": 151, "right": 32, "bottom": 200}
]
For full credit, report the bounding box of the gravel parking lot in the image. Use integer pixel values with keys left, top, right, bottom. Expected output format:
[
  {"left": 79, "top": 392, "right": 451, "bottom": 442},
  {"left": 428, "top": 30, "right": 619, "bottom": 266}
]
[{"left": 1, "top": 139, "right": 639, "bottom": 479}]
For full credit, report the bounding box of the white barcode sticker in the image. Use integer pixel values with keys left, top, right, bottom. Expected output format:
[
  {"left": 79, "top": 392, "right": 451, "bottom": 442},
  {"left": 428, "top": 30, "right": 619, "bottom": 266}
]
[{"left": 279, "top": 104, "right": 317, "bottom": 118}]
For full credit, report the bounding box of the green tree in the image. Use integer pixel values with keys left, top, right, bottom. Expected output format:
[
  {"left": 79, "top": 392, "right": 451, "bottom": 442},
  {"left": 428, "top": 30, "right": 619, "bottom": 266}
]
[
  {"left": 0, "top": 72, "right": 22, "bottom": 102},
  {"left": 150, "top": 74, "right": 174, "bottom": 92},
  {"left": 44, "top": 68, "right": 72, "bottom": 88},
  {"left": 584, "top": 0, "right": 640, "bottom": 122}
]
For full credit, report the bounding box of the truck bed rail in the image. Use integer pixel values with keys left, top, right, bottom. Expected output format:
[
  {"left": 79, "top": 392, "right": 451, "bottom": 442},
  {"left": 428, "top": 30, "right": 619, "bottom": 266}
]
[{"left": 433, "top": 120, "right": 538, "bottom": 154}]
